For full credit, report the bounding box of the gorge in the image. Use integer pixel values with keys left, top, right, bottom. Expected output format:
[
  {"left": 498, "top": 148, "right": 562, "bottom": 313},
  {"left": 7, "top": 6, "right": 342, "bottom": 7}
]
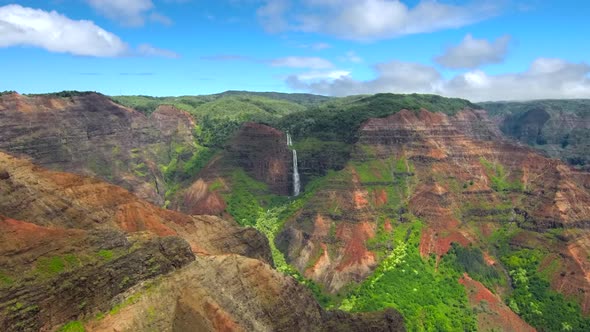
[{"left": 0, "top": 91, "right": 589, "bottom": 331}]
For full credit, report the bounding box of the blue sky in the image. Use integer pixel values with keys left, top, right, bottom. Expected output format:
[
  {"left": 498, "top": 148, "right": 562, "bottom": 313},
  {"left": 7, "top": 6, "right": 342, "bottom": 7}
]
[{"left": 0, "top": 0, "right": 589, "bottom": 101}]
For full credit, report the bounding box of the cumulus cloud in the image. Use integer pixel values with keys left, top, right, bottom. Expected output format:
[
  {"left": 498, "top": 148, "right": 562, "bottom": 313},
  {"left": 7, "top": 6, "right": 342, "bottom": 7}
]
[
  {"left": 287, "top": 60, "right": 441, "bottom": 95},
  {"left": 271, "top": 56, "right": 333, "bottom": 69},
  {"left": 0, "top": 4, "right": 128, "bottom": 56},
  {"left": 287, "top": 58, "right": 590, "bottom": 101},
  {"left": 257, "top": 0, "right": 499, "bottom": 41},
  {"left": 435, "top": 34, "right": 511, "bottom": 69},
  {"left": 85, "top": 0, "right": 172, "bottom": 26},
  {"left": 445, "top": 58, "right": 590, "bottom": 101},
  {"left": 0, "top": 5, "right": 179, "bottom": 58}
]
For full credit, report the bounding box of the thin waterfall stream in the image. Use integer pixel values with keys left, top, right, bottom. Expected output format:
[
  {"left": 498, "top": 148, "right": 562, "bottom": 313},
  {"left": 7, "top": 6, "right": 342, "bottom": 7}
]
[{"left": 286, "top": 133, "right": 300, "bottom": 196}]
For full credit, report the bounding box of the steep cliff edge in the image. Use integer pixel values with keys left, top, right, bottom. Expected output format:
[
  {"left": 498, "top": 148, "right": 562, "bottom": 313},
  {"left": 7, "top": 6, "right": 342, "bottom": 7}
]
[
  {"left": 85, "top": 255, "right": 404, "bottom": 332},
  {"left": 0, "top": 151, "right": 272, "bottom": 264},
  {"left": 0, "top": 216, "right": 195, "bottom": 332},
  {"left": 0, "top": 152, "right": 404, "bottom": 331},
  {"left": 277, "top": 108, "right": 590, "bottom": 329},
  {"left": 480, "top": 100, "right": 590, "bottom": 171},
  {"left": 174, "top": 122, "right": 292, "bottom": 218},
  {"left": 0, "top": 93, "right": 197, "bottom": 205}
]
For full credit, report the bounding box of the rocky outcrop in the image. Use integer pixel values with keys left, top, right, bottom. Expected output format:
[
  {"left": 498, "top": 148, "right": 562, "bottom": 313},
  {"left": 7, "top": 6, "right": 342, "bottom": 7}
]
[
  {"left": 0, "top": 151, "right": 273, "bottom": 264},
  {"left": 0, "top": 216, "right": 195, "bottom": 332},
  {"left": 459, "top": 273, "right": 536, "bottom": 332},
  {"left": 0, "top": 93, "right": 196, "bottom": 205},
  {"left": 227, "top": 122, "right": 292, "bottom": 195},
  {"left": 276, "top": 170, "right": 380, "bottom": 293},
  {"left": 176, "top": 122, "right": 292, "bottom": 216},
  {"left": 84, "top": 255, "right": 405, "bottom": 332}
]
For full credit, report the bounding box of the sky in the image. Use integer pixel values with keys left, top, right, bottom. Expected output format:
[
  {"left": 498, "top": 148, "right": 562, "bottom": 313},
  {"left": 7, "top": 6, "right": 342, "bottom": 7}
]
[{"left": 0, "top": 0, "right": 589, "bottom": 101}]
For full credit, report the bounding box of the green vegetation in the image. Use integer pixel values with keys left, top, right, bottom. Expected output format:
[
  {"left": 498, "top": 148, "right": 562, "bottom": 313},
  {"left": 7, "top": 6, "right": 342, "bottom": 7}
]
[
  {"left": 97, "top": 250, "right": 114, "bottom": 261},
  {"left": 500, "top": 247, "right": 590, "bottom": 331},
  {"left": 484, "top": 224, "right": 590, "bottom": 331},
  {"left": 225, "top": 169, "right": 268, "bottom": 226},
  {"left": 0, "top": 271, "right": 14, "bottom": 286},
  {"left": 0, "top": 90, "right": 17, "bottom": 96},
  {"left": 480, "top": 158, "right": 523, "bottom": 192},
  {"left": 339, "top": 220, "right": 478, "bottom": 331},
  {"left": 278, "top": 93, "right": 476, "bottom": 143},
  {"left": 112, "top": 94, "right": 305, "bottom": 121},
  {"left": 251, "top": 178, "right": 333, "bottom": 306},
  {"left": 27, "top": 91, "right": 97, "bottom": 98},
  {"left": 109, "top": 291, "right": 143, "bottom": 316},
  {"left": 442, "top": 243, "right": 502, "bottom": 291},
  {"left": 293, "top": 138, "right": 351, "bottom": 175},
  {"left": 57, "top": 320, "right": 85, "bottom": 332},
  {"left": 35, "top": 256, "right": 66, "bottom": 278}
]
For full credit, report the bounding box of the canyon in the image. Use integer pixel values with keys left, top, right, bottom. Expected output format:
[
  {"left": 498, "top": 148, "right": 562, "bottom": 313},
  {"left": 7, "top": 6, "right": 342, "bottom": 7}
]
[{"left": 1, "top": 91, "right": 589, "bottom": 331}]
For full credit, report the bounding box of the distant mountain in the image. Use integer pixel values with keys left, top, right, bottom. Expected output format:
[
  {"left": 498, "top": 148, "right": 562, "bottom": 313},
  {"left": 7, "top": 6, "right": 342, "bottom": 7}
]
[
  {"left": 215, "top": 90, "right": 332, "bottom": 107},
  {"left": 479, "top": 100, "right": 590, "bottom": 170}
]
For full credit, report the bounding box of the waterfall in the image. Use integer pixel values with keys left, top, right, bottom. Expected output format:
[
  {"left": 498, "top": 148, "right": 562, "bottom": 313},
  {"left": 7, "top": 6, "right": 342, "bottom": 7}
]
[
  {"left": 292, "top": 149, "right": 300, "bottom": 196},
  {"left": 286, "top": 132, "right": 300, "bottom": 196}
]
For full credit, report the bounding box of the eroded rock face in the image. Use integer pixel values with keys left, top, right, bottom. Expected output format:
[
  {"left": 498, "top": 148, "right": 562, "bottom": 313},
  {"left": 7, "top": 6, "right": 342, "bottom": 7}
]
[
  {"left": 0, "top": 151, "right": 273, "bottom": 265},
  {"left": 0, "top": 216, "right": 195, "bottom": 332},
  {"left": 357, "top": 109, "right": 590, "bottom": 230},
  {"left": 278, "top": 108, "right": 590, "bottom": 303},
  {"left": 0, "top": 124, "right": 405, "bottom": 331},
  {"left": 84, "top": 255, "right": 405, "bottom": 332},
  {"left": 0, "top": 93, "right": 196, "bottom": 205},
  {"left": 276, "top": 170, "right": 380, "bottom": 293},
  {"left": 489, "top": 105, "right": 590, "bottom": 171},
  {"left": 175, "top": 122, "right": 292, "bottom": 216},
  {"left": 459, "top": 273, "right": 536, "bottom": 332},
  {"left": 228, "top": 122, "right": 292, "bottom": 195}
]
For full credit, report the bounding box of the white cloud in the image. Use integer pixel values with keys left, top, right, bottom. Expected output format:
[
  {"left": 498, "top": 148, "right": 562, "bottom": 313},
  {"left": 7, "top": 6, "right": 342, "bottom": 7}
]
[
  {"left": 0, "top": 5, "right": 179, "bottom": 58},
  {"left": 435, "top": 34, "right": 511, "bottom": 69},
  {"left": 271, "top": 56, "right": 334, "bottom": 69},
  {"left": 137, "top": 44, "right": 179, "bottom": 58},
  {"left": 0, "top": 4, "right": 128, "bottom": 57},
  {"left": 287, "top": 58, "right": 590, "bottom": 101},
  {"left": 85, "top": 0, "right": 157, "bottom": 26},
  {"left": 257, "top": 0, "right": 499, "bottom": 41},
  {"left": 287, "top": 60, "right": 441, "bottom": 95},
  {"left": 445, "top": 58, "right": 590, "bottom": 101},
  {"left": 295, "top": 70, "right": 351, "bottom": 80}
]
